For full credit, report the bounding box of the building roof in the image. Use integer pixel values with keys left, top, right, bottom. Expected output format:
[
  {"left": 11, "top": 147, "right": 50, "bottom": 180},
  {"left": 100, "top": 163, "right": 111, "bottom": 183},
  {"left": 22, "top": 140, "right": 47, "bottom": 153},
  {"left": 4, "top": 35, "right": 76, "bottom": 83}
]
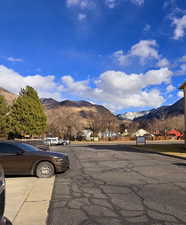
[
  {"left": 179, "top": 81, "right": 186, "bottom": 89},
  {"left": 134, "top": 129, "right": 149, "bottom": 137},
  {"left": 167, "top": 129, "right": 182, "bottom": 137}
]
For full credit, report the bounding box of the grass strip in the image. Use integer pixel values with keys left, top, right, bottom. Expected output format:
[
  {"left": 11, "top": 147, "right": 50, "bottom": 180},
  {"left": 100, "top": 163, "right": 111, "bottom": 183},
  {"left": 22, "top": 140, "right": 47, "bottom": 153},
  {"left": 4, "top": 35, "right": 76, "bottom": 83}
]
[{"left": 134, "top": 144, "right": 186, "bottom": 158}]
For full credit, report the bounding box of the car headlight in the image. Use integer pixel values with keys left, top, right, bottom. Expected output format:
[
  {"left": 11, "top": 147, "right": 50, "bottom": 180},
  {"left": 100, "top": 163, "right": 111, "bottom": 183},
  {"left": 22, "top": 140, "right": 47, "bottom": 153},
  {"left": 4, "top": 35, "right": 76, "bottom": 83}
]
[{"left": 54, "top": 158, "right": 64, "bottom": 162}]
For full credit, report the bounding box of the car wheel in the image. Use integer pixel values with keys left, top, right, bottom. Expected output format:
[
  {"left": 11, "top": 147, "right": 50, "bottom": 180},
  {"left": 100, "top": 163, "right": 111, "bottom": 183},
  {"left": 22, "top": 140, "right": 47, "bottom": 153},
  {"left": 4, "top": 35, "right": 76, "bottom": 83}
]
[{"left": 36, "top": 161, "right": 55, "bottom": 178}]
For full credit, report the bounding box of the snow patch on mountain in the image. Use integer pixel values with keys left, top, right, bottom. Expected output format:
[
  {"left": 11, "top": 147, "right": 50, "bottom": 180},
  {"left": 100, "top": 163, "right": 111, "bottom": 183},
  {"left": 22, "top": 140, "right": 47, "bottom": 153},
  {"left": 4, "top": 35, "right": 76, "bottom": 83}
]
[{"left": 118, "top": 110, "right": 151, "bottom": 120}]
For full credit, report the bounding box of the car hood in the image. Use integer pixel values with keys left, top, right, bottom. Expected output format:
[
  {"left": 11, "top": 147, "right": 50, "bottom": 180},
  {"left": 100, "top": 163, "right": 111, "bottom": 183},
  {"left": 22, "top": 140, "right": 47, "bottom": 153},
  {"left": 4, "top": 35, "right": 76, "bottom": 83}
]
[{"left": 32, "top": 151, "right": 67, "bottom": 158}]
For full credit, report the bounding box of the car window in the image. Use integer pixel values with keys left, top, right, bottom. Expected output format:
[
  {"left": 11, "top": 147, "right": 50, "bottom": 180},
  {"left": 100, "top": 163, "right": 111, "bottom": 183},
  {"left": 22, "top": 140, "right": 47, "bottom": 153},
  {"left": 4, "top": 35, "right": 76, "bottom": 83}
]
[
  {"left": 14, "top": 143, "right": 39, "bottom": 152},
  {"left": 0, "top": 143, "right": 20, "bottom": 154}
]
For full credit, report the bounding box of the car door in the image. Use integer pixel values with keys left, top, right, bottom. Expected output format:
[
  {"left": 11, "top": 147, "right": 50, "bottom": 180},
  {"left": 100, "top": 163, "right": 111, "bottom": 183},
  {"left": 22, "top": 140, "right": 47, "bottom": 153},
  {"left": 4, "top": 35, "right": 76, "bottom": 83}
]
[{"left": 0, "top": 143, "right": 31, "bottom": 175}]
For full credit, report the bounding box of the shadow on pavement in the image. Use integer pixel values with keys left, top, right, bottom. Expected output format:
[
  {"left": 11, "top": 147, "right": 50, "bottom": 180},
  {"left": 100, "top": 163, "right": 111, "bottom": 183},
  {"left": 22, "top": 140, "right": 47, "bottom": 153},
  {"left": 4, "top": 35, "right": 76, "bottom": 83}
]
[
  {"left": 85, "top": 145, "right": 186, "bottom": 161},
  {"left": 173, "top": 162, "right": 186, "bottom": 167},
  {"left": 5, "top": 174, "right": 34, "bottom": 178},
  {"left": 85, "top": 144, "right": 155, "bottom": 154}
]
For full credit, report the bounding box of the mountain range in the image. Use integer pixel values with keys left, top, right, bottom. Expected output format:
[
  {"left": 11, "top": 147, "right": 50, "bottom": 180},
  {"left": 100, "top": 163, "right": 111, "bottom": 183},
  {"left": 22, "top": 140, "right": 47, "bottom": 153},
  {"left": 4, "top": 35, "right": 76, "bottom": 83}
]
[
  {"left": 41, "top": 98, "right": 116, "bottom": 126},
  {"left": 117, "top": 98, "right": 184, "bottom": 122},
  {"left": 41, "top": 98, "right": 117, "bottom": 130},
  {"left": 135, "top": 98, "right": 184, "bottom": 122},
  {"left": 41, "top": 98, "right": 104, "bottom": 110},
  {"left": 0, "top": 87, "right": 184, "bottom": 126}
]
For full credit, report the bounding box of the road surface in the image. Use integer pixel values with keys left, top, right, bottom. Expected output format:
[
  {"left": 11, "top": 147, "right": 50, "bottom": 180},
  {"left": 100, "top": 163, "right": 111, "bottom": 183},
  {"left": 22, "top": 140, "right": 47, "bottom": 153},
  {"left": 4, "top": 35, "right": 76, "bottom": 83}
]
[{"left": 47, "top": 144, "right": 186, "bottom": 225}]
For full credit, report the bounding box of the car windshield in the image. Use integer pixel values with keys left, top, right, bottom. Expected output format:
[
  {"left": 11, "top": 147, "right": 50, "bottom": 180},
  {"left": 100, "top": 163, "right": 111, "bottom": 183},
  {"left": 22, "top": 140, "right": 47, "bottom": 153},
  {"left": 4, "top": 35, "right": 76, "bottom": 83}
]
[{"left": 14, "top": 143, "right": 39, "bottom": 152}]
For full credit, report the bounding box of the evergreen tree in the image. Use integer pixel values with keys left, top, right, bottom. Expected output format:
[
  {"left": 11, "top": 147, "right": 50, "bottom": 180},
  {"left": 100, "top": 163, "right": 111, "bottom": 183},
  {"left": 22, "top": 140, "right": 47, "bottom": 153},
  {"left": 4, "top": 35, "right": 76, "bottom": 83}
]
[
  {"left": 0, "top": 95, "right": 8, "bottom": 136},
  {"left": 9, "top": 86, "right": 47, "bottom": 137}
]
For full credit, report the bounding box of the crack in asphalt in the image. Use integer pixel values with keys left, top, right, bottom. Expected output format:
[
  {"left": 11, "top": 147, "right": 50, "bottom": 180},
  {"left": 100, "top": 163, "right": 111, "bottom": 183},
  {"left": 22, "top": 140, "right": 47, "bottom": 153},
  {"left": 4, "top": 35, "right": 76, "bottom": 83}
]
[{"left": 47, "top": 145, "right": 186, "bottom": 225}]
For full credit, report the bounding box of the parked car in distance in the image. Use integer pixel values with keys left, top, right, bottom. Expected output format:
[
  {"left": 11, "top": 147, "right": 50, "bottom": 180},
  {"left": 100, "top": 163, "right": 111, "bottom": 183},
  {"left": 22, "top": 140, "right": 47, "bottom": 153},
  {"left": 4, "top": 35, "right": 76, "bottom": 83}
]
[
  {"left": 0, "top": 165, "right": 12, "bottom": 225},
  {"left": 62, "top": 139, "right": 70, "bottom": 145},
  {"left": 57, "top": 139, "right": 70, "bottom": 145},
  {"left": 43, "top": 137, "right": 70, "bottom": 146},
  {"left": 43, "top": 137, "right": 59, "bottom": 145},
  {"left": 0, "top": 142, "right": 69, "bottom": 178}
]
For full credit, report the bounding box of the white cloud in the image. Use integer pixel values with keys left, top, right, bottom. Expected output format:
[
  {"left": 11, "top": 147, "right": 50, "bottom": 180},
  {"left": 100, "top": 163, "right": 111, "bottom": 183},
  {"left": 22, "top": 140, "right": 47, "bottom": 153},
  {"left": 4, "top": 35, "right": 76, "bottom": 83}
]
[
  {"left": 175, "top": 55, "right": 186, "bottom": 75},
  {"left": 66, "top": 0, "right": 93, "bottom": 9},
  {"left": 67, "top": 0, "right": 144, "bottom": 9},
  {"left": 7, "top": 57, "right": 23, "bottom": 62},
  {"left": 180, "top": 64, "right": 186, "bottom": 73},
  {"left": 177, "top": 91, "right": 184, "bottom": 98},
  {"left": 156, "top": 58, "right": 170, "bottom": 68},
  {"left": 0, "top": 65, "right": 63, "bottom": 100},
  {"left": 105, "top": 0, "right": 117, "bottom": 8},
  {"left": 166, "top": 84, "right": 175, "bottom": 92},
  {"left": 144, "top": 24, "right": 151, "bottom": 32},
  {"left": 66, "top": 0, "right": 145, "bottom": 22},
  {"left": 78, "top": 13, "right": 87, "bottom": 21},
  {"left": 113, "top": 40, "right": 160, "bottom": 66},
  {"left": 144, "top": 68, "right": 172, "bottom": 85},
  {"left": 113, "top": 40, "right": 172, "bottom": 68},
  {"left": 105, "top": 0, "right": 145, "bottom": 8},
  {"left": 0, "top": 65, "right": 173, "bottom": 112},
  {"left": 66, "top": 0, "right": 81, "bottom": 7},
  {"left": 112, "top": 50, "right": 129, "bottom": 66},
  {"left": 172, "top": 15, "right": 186, "bottom": 40},
  {"left": 130, "top": 40, "right": 159, "bottom": 61},
  {"left": 62, "top": 75, "right": 88, "bottom": 92},
  {"left": 95, "top": 70, "right": 144, "bottom": 93},
  {"left": 102, "top": 89, "right": 163, "bottom": 112},
  {"left": 61, "top": 68, "right": 172, "bottom": 111},
  {"left": 130, "top": 0, "right": 144, "bottom": 6},
  {"left": 66, "top": 0, "right": 94, "bottom": 21},
  {"left": 179, "top": 55, "right": 186, "bottom": 62},
  {"left": 163, "top": 0, "right": 176, "bottom": 9},
  {"left": 177, "top": 64, "right": 186, "bottom": 75},
  {"left": 79, "top": 0, "right": 89, "bottom": 9},
  {"left": 95, "top": 68, "right": 172, "bottom": 93}
]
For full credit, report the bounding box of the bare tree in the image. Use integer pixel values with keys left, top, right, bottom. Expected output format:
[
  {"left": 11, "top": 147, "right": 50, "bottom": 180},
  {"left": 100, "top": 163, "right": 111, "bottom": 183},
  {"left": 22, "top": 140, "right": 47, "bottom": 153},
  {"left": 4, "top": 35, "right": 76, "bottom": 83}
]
[
  {"left": 46, "top": 108, "right": 83, "bottom": 139},
  {"left": 88, "top": 114, "right": 104, "bottom": 136}
]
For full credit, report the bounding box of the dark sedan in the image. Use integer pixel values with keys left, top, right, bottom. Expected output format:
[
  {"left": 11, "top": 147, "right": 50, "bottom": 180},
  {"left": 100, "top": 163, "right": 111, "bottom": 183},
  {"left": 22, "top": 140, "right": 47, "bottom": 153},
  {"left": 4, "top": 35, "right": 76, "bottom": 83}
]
[
  {"left": 0, "top": 142, "right": 69, "bottom": 178},
  {"left": 0, "top": 165, "right": 12, "bottom": 225}
]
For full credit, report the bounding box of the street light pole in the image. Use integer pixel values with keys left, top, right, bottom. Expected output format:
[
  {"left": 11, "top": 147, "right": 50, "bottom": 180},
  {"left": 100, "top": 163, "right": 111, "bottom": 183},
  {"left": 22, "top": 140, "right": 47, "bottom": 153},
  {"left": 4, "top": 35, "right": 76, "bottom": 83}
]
[{"left": 179, "top": 81, "right": 186, "bottom": 148}]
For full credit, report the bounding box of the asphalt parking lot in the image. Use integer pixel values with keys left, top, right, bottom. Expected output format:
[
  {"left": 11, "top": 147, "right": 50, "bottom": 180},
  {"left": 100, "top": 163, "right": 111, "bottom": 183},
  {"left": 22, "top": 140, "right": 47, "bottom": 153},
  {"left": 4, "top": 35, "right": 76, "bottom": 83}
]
[{"left": 48, "top": 144, "right": 186, "bottom": 225}]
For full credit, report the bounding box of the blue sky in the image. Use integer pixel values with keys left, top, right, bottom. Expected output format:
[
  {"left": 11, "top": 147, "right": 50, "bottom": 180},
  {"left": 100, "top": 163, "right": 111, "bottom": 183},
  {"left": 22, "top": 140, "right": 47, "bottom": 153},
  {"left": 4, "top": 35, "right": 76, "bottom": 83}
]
[{"left": 0, "top": 0, "right": 186, "bottom": 113}]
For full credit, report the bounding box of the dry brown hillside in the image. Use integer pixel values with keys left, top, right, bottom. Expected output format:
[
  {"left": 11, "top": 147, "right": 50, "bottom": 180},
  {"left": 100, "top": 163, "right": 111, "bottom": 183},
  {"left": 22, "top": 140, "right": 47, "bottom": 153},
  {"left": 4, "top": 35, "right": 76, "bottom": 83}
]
[
  {"left": 0, "top": 87, "right": 17, "bottom": 104},
  {"left": 41, "top": 98, "right": 118, "bottom": 137}
]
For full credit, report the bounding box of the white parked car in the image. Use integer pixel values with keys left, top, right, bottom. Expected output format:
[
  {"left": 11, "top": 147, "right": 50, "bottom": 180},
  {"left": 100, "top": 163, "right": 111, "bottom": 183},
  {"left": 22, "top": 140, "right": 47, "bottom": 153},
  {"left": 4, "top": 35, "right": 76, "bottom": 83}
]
[
  {"left": 44, "top": 137, "right": 59, "bottom": 145},
  {"left": 43, "top": 137, "right": 70, "bottom": 146}
]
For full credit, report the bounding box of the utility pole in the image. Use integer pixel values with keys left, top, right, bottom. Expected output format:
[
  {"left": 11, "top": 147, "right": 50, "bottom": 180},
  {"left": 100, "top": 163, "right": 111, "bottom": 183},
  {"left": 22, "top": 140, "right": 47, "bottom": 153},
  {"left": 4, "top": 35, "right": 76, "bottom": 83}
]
[{"left": 179, "top": 81, "right": 186, "bottom": 148}]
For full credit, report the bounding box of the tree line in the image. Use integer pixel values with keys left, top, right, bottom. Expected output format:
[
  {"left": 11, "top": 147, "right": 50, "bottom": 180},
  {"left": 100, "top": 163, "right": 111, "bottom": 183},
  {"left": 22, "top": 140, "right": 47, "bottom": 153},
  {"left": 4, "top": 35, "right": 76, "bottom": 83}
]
[{"left": 0, "top": 86, "right": 47, "bottom": 139}]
